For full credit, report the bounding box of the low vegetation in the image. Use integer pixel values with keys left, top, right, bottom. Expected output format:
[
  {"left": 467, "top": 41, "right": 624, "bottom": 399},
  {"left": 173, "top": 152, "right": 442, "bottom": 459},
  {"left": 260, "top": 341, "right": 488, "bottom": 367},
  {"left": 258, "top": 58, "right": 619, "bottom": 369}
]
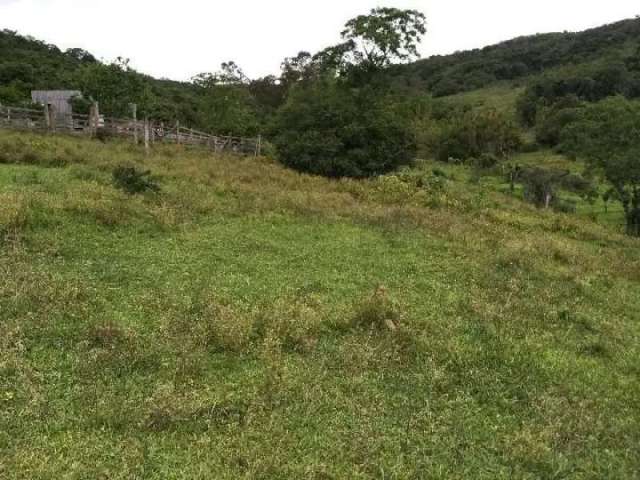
[{"left": 1, "top": 129, "right": 638, "bottom": 478}]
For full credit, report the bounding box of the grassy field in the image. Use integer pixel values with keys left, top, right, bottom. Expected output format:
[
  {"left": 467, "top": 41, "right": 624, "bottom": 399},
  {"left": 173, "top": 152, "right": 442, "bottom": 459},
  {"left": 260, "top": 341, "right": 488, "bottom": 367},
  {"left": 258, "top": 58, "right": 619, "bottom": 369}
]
[{"left": 1, "top": 130, "right": 639, "bottom": 479}]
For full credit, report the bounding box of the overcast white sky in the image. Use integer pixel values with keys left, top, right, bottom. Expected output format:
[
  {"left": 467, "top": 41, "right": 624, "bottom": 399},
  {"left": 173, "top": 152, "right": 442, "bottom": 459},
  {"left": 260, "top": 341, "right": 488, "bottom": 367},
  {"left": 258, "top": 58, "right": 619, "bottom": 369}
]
[{"left": 1, "top": 0, "right": 639, "bottom": 81}]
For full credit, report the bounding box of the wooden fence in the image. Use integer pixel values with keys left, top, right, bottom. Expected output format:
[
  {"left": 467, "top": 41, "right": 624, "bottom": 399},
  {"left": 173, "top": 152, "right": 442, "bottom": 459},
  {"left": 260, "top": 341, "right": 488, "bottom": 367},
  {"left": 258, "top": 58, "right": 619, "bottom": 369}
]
[{"left": 0, "top": 103, "right": 262, "bottom": 156}]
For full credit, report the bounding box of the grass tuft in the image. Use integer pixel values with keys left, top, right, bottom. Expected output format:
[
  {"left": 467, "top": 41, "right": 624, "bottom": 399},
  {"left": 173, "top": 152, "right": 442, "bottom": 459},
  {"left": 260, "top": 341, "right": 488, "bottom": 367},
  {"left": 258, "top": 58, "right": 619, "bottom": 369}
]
[{"left": 350, "top": 285, "right": 403, "bottom": 332}]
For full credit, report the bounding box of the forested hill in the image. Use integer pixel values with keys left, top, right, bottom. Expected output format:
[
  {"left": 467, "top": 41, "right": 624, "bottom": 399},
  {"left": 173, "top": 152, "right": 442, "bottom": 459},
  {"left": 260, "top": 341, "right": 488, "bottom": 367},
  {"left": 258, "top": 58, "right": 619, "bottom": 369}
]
[
  {"left": 0, "top": 29, "right": 203, "bottom": 127},
  {"left": 389, "top": 17, "right": 640, "bottom": 96},
  {"left": 1, "top": 16, "right": 640, "bottom": 128}
]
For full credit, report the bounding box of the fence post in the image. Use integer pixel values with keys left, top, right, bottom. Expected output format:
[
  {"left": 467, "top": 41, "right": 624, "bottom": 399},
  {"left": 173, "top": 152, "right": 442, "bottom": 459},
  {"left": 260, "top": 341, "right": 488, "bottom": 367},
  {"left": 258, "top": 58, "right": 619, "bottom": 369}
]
[
  {"left": 176, "top": 121, "right": 181, "bottom": 145},
  {"left": 256, "top": 134, "right": 262, "bottom": 157},
  {"left": 6, "top": 106, "right": 10, "bottom": 124},
  {"left": 131, "top": 103, "right": 138, "bottom": 145},
  {"left": 95, "top": 102, "right": 100, "bottom": 134},
  {"left": 150, "top": 120, "right": 155, "bottom": 145},
  {"left": 144, "top": 118, "right": 150, "bottom": 154},
  {"left": 49, "top": 104, "right": 57, "bottom": 132},
  {"left": 44, "top": 103, "right": 51, "bottom": 131},
  {"left": 89, "top": 101, "right": 100, "bottom": 137}
]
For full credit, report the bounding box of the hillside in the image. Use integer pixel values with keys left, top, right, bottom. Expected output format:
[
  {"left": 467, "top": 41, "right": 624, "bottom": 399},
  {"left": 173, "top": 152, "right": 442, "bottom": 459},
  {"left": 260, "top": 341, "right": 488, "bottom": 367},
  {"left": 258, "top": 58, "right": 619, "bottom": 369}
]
[
  {"left": 391, "top": 17, "right": 640, "bottom": 96},
  {"left": 1, "top": 130, "right": 639, "bottom": 478},
  {"left": 0, "top": 29, "right": 204, "bottom": 126},
  {"left": 3, "top": 16, "right": 640, "bottom": 122}
]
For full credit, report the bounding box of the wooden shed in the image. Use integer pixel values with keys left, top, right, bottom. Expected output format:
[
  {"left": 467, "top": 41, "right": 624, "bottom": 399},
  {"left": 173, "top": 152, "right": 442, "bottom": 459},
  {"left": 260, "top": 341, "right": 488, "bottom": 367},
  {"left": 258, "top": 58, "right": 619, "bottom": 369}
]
[{"left": 31, "top": 90, "right": 82, "bottom": 118}]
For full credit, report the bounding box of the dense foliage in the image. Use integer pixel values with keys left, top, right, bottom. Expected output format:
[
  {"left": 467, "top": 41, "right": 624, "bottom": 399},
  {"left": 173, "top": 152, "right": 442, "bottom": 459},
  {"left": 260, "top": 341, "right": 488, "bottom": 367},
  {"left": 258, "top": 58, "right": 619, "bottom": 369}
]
[
  {"left": 517, "top": 62, "right": 640, "bottom": 127},
  {"left": 272, "top": 80, "right": 416, "bottom": 177},
  {"left": 112, "top": 165, "right": 160, "bottom": 195}
]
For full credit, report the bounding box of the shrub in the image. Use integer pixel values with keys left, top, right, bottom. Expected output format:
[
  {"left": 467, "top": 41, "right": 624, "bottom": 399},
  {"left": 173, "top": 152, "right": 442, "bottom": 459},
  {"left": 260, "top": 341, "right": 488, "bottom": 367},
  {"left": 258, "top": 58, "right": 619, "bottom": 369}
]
[
  {"left": 201, "top": 300, "right": 253, "bottom": 353},
  {"left": 87, "top": 324, "right": 129, "bottom": 349},
  {"left": 271, "top": 80, "right": 416, "bottom": 178},
  {"left": 82, "top": 323, "right": 160, "bottom": 375},
  {"left": 112, "top": 165, "right": 160, "bottom": 195}
]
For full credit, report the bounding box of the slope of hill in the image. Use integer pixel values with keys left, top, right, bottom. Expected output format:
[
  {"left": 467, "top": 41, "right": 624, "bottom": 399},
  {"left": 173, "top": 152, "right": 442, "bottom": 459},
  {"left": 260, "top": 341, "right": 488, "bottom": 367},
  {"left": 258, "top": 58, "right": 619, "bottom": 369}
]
[
  {"left": 391, "top": 17, "right": 640, "bottom": 96},
  {"left": 1, "top": 130, "right": 639, "bottom": 478},
  {"left": 3, "top": 16, "right": 640, "bottom": 117}
]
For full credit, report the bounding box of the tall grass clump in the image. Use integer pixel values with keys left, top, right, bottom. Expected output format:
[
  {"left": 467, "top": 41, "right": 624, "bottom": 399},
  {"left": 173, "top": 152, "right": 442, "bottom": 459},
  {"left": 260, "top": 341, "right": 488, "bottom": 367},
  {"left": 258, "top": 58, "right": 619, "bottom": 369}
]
[
  {"left": 350, "top": 286, "right": 403, "bottom": 332},
  {"left": 0, "top": 192, "right": 28, "bottom": 243},
  {"left": 253, "top": 296, "right": 324, "bottom": 354},
  {"left": 168, "top": 294, "right": 253, "bottom": 354}
]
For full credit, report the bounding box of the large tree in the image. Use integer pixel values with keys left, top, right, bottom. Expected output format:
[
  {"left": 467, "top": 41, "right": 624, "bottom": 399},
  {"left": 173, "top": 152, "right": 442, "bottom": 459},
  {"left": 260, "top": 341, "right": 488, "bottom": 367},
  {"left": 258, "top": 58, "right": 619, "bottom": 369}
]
[
  {"left": 272, "top": 79, "right": 416, "bottom": 178},
  {"left": 271, "top": 8, "right": 426, "bottom": 178},
  {"left": 340, "top": 7, "right": 426, "bottom": 68},
  {"left": 308, "top": 7, "right": 426, "bottom": 80}
]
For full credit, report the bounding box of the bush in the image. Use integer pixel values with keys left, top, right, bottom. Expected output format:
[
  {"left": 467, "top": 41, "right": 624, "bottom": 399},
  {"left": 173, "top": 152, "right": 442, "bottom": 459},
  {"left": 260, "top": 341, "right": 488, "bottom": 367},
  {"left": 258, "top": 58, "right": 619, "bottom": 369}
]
[
  {"left": 271, "top": 80, "right": 416, "bottom": 178},
  {"left": 112, "top": 165, "right": 160, "bottom": 195}
]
